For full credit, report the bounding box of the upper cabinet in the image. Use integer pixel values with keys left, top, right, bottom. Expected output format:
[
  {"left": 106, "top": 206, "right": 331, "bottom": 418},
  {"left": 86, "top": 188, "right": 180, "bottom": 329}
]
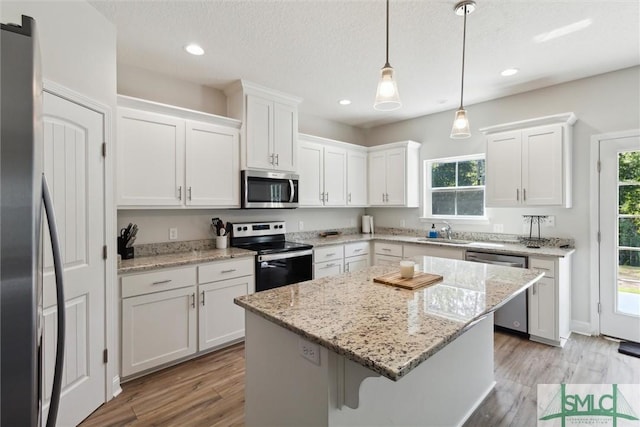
[
  {"left": 225, "top": 81, "right": 302, "bottom": 173},
  {"left": 347, "top": 148, "right": 368, "bottom": 206},
  {"left": 368, "top": 141, "right": 421, "bottom": 207},
  {"left": 481, "top": 113, "right": 576, "bottom": 208},
  {"left": 117, "top": 95, "right": 241, "bottom": 209},
  {"left": 297, "top": 134, "right": 360, "bottom": 207}
]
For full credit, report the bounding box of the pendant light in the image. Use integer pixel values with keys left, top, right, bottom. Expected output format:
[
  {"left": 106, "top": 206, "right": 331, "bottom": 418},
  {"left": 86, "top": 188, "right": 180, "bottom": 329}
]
[
  {"left": 374, "top": 0, "right": 401, "bottom": 111},
  {"left": 450, "top": 0, "right": 476, "bottom": 139}
]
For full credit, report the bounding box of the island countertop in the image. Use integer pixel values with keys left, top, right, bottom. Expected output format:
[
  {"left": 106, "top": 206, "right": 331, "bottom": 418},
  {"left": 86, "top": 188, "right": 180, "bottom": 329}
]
[{"left": 235, "top": 256, "right": 543, "bottom": 381}]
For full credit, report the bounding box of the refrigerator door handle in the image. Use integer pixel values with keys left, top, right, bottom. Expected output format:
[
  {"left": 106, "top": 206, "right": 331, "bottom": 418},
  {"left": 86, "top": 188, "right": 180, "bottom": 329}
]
[{"left": 42, "top": 175, "right": 65, "bottom": 427}]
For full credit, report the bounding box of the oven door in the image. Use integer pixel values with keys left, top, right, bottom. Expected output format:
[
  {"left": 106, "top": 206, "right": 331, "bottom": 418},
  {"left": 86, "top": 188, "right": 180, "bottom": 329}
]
[
  {"left": 255, "top": 250, "right": 312, "bottom": 292},
  {"left": 242, "top": 170, "right": 299, "bottom": 209}
]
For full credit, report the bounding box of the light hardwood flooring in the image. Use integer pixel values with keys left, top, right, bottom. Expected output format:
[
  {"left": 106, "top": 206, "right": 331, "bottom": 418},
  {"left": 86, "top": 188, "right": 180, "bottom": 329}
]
[{"left": 81, "top": 332, "right": 640, "bottom": 426}]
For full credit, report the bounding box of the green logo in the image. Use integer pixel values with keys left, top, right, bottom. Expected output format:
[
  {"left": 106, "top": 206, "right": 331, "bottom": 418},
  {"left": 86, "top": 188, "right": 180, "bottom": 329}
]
[{"left": 539, "top": 384, "right": 639, "bottom": 427}]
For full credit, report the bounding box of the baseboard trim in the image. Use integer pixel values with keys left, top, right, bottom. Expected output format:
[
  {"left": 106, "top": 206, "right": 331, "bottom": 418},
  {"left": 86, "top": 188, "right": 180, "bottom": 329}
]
[
  {"left": 112, "top": 376, "right": 122, "bottom": 398},
  {"left": 571, "top": 320, "right": 594, "bottom": 336},
  {"left": 458, "top": 381, "right": 497, "bottom": 427}
]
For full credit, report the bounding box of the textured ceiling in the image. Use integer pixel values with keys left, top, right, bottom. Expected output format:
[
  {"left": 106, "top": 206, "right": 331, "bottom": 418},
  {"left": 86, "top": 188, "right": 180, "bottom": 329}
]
[{"left": 89, "top": 0, "right": 640, "bottom": 128}]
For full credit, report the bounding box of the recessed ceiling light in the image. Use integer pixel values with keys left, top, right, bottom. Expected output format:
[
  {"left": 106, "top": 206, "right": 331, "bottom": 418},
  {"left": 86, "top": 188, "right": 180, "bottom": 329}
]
[
  {"left": 184, "top": 44, "right": 204, "bottom": 56},
  {"left": 339, "top": 99, "right": 352, "bottom": 106},
  {"left": 501, "top": 68, "right": 519, "bottom": 77},
  {"left": 533, "top": 19, "right": 593, "bottom": 43}
]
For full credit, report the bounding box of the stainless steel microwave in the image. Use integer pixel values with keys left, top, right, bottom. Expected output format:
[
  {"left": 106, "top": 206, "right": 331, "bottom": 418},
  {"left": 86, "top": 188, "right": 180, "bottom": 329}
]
[{"left": 241, "top": 170, "right": 299, "bottom": 208}]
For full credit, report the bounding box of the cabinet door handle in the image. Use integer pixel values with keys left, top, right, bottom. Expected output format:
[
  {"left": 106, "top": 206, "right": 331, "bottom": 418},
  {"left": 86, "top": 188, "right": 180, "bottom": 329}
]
[
  {"left": 152, "top": 279, "right": 172, "bottom": 286},
  {"left": 382, "top": 248, "right": 391, "bottom": 252},
  {"left": 523, "top": 188, "right": 526, "bottom": 201},
  {"left": 532, "top": 283, "right": 537, "bottom": 295},
  {"left": 275, "top": 153, "right": 279, "bottom": 166},
  {"left": 188, "top": 186, "right": 192, "bottom": 200},
  {"left": 348, "top": 193, "right": 352, "bottom": 203},
  {"left": 191, "top": 293, "right": 196, "bottom": 308},
  {"left": 326, "top": 253, "right": 336, "bottom": 257},
  {"left": 354, "top": 248, "right": 362, "bottom": 252},
  {"left": 178, "top": 186, "right": 182, "bottom": 200},
  {"left": 221, "top": 269, "right": 237, "bottom": 274},
  {"left": 516, "top": 188, "right": 519, "bottom": 201},
  {"left": 345, "top": 264, "right": 349, "bottom": 272},
  {"left": 322, "top": 263, "right": 335, "bottom": 269},
  {"left": 382, "top": 193, "right": 385, "bottom": 203},
  {"left": 326, "top": 192, "right": 328, "bottom": 202},
  {"left": 269, "top": 153, "right": 274, "bottom": 165},
  {"left": 201, "top": 290, "right": 205, "bottom": 306}
]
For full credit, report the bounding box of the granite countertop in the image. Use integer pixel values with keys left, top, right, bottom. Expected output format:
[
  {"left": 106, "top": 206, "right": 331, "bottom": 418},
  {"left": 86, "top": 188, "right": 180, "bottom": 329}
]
[
  {"left": 118, "top": 247, "right": 257, "bottom": 274},
  {"left": 235, "top": 256, "right": 544, "bottom": 381},
  {"left": 295, "top": 233, "right": 575, "bottom": 258}
]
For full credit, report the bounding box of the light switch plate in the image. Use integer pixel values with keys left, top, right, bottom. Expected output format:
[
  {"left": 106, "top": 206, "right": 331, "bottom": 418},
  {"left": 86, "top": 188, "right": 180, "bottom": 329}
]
[{"left": 169, "top": 228, "right": 178, "bottom": 240}]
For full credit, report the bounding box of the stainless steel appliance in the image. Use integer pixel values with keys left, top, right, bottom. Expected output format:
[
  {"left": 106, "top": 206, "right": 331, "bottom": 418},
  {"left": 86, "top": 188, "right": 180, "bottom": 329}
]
[
  {"left": 465, "top": 250, "right": 528, "bottom": 335},
  {"left": 1, "top": 15, "right": 66, "bottom": 427},
  {"left": 241, "top": 170, "right": 299, "bottom": 209},
  {"left": 231, "top": 221, "right": 312, "bottom": 291}
]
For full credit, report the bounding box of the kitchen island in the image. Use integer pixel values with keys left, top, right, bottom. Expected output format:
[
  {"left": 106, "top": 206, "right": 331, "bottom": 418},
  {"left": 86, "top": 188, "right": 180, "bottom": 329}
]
[{"left": 235, "top": 256, "right": 543, "bottom": 426}]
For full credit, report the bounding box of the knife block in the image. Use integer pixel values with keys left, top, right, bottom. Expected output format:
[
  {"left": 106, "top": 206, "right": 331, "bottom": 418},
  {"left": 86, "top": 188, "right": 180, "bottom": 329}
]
[{"left": 118, "top": 236, "right": 134, "bottom": 260}]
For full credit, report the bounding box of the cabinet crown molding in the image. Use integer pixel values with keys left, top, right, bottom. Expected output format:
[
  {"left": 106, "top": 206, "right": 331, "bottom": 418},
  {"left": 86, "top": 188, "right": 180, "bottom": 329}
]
[
  {"left": 224, "top": 80, "right": 303, "bottom": 105},
  {"left": 298, "top": 133, "right": 367, "bottom": 151},
  {"left": 367, "top": 140, "right": 422, "bottom": 152},
  {"left": 480, "top": 112, "right": 577, "bottom": 135},
  {"left": 117, "top": 95, "right": 241, "bottom": 129}
]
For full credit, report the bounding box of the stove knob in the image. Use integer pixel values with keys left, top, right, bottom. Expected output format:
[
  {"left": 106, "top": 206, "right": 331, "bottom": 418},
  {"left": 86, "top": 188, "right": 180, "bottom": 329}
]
[
  {"left": 236, "top": 227, "right": 242, "bottom": 232},
  {"left": 243, "top": 226, "right": 248, "bottom": 231}
]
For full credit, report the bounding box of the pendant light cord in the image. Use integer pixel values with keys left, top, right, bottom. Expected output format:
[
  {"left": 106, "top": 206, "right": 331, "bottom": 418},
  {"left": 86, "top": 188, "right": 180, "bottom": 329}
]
[
  {"left": 385, "top": 0, "right": 390, "bottom": 67},
  {"left": 459, "top": 4, "right": 468, "bottom": 109}
]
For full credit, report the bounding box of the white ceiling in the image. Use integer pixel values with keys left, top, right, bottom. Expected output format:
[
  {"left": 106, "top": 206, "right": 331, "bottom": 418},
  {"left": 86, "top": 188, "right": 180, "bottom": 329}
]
[{"left": 89, "top": 0, "right": 640, "bottom": 129}]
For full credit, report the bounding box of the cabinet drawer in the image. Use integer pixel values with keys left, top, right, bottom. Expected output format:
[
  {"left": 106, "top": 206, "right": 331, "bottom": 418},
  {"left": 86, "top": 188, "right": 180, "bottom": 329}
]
[
  {"left": 529, "top": 258, "right": 555, "bottom": 278},
  {"left": 314, "top": 245, "right": 344, "bottom": 263},
  {"left": 314, "top": 260, "right": 343, "bottom": 279},
  {"left": 121, "top": 266, "right": 197, "bottom": 298},
  {"left": 374, "top": 254, "right": 402, "bottom": 266},
  {"left": 374, "top": 242, "right": 402, "bottom": 257},
  {"left": 344, "top": 241, "right": 370, "bottom": 258},
  {"left": 198, "top": 257, "right": 254, "bottom": 284}
]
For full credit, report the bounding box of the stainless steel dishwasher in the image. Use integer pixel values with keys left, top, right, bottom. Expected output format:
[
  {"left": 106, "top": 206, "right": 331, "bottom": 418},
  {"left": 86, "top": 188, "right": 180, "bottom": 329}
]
[{"left": 465, "top": 251, "right": 529, "bottom": 335}]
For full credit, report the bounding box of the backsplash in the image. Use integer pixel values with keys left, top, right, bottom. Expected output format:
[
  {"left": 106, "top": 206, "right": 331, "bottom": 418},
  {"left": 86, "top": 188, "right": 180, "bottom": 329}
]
[{"left": 134, "top": 238, "right": 217, "bottom": 257}]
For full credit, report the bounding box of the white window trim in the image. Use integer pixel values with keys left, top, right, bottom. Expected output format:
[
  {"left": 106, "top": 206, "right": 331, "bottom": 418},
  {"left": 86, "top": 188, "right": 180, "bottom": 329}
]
[{"left": 421, "top": 153, "right": 488, "bottom": 223}]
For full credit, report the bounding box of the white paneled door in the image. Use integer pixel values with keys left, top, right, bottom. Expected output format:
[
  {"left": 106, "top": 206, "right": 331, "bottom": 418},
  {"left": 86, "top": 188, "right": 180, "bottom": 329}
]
[
  {"left": 599, "top": 132, "right": 640, "bottom": 342},
  {"left": 42, "top": 92, "right": 106, "bottom": 425}
]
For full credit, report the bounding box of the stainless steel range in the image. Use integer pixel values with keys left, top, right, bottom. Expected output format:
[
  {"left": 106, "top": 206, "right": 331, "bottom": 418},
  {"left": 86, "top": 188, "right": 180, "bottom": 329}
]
[{"left": 230, "top": 221, "right": 313, "bottom": 292}]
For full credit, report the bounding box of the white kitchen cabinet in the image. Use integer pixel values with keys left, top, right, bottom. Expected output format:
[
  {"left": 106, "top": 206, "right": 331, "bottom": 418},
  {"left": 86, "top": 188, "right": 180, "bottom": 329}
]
[
  {"left": 298, "top": 137, "right": 347, "bottom": 206},
  {"left": 403, "top": 243, "right": 465, "bottom": 260},
  {"left": 347, "top": 149, "right": 368, "bottom": 206},
  {"left": 528, "top": 255, "right": 572, "bottom": 347},
  {"left": 373, "top": 242, "right": 403, "bottom": 266},
  {"left": 314, "top": 245, "right": 344, "bottom": 278},
  {"left": 117, "top": 107, "right": 185, "bottom": 206},
  {"left": 185, "top": 120, "right": 239, "bottom": 207},
  {"left": 344, "top": 255, "right": 369, "bottom": 273},
  {"left": 197, "top": 258, "right": 254, "bottom": 352},
  {"left": 121, "top": 285, "right": 197, "bottom": 377},
  {"left": 344, "top": 241, "right": 371, "bottom": 273},
  {"left": 117, "top": 96, "right": 241, "bottom": 208},
  {"left": 482, "top": 113, "right": 576, "bottom": 208},
  {"left": 225, "top": 80, "right": 302, "bottom": 172},
  {"left": 368, "top": 141, "right": 421, "bottom": 207},
  {"left": 314, "top": 260, "right": 343, "bottom": 279}
]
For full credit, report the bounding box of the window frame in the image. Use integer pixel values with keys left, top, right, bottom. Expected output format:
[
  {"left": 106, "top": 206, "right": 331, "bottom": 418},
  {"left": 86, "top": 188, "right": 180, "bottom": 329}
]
[{"left": 421, "top": 154, "right": 488, "bottom": 223}]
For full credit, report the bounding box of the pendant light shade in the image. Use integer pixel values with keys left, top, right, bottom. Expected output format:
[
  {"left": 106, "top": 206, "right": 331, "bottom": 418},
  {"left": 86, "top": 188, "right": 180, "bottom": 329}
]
[
  {"left": 450, "top": 0, "right": 476, "bottom": 139},
  {"left": 374, "top": 0, "right": 401, "bottom": 111}
]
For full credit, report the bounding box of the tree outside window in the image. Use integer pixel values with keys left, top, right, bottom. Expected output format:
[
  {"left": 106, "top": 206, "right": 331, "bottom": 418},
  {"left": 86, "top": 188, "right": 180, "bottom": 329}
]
[{"left": 425, "top": 156, "right": 485, "bottom": 218}]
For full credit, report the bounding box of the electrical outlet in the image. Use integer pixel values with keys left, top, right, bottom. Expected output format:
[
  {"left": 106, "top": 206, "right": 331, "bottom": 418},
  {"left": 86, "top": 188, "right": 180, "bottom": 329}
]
[
  {"left": 169, "top": 228, "right": 178, "bottom": 240},
  {"left": 298, "top": 338, "right": 320, "bottom": 365},
  {"left": 493, "top": 224, "right": 504, "bottom": 233},
  {"left": 349, "top": 218, "right": 356, "bottom": 227},
  {"left": 400, "top": 219, "right": 406, "bottom": 227},
  {"left": 544, "top": 215, "right": 556, "bottom": 227},
  {"left": 298, "top": 221, "right": 304, "bottom": 231}
]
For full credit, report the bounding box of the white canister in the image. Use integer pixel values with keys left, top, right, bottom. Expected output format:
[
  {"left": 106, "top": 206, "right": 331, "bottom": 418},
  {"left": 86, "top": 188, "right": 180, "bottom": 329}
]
[
  {"left": 362, "top": 215, "right": 371, "bottom": 233},
  {"left": 400, "top": 260, "right": 415, "bottom": 279},
  {"left": 216, "top": 236, "right": 228, "bottom": 249}
]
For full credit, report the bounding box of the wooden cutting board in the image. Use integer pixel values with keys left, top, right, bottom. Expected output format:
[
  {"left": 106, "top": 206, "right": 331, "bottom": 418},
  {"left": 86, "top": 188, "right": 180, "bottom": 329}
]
[{"left": 373, "top": 271, "right": 443, "bottom": 290}]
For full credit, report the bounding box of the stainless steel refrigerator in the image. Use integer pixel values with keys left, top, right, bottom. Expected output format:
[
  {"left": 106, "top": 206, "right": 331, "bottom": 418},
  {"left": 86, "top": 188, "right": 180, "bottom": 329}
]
[{"left": 1, "top": 15, "right": 66, "bottom": 427}]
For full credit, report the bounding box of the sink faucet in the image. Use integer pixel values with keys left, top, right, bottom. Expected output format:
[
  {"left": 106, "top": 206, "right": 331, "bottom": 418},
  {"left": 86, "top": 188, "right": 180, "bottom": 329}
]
[{"left": 441, "top": 221, "right": 452, "bottom": 240}]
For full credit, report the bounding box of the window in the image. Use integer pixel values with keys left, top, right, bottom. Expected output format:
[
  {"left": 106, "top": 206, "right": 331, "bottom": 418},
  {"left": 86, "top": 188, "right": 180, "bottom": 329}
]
[{"left": 424, "top": 155, "right": 485, "bottom": 218}]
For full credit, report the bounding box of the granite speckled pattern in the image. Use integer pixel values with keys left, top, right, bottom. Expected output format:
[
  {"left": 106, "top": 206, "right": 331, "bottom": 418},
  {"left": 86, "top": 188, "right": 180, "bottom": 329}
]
[
  {"left": 118, "top": 247, "right": 256, "bottom": 274},
  {"left": 235, "top": 256, "right": 544, "bottom": 381},
  {"left": 133, "top": 239, "right": 218, "bottom": 257},
  {"left": 294, "top": 233, "right": 574, "bottom": 258}
]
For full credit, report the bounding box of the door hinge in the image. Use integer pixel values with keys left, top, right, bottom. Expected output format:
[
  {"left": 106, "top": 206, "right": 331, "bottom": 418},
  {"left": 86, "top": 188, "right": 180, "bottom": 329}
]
[
  {"left": 102, "top": 142, "right": 107, "bottom": 157},
  {"left": 597, "top": 160, "right": 601, "bottom": 173},
  {"left": 103, "top": 349, "right": 108, "bottom": 364},
  {"left": 597, "top": 302, "right": 601, "bottom": 314},
  {"left": 103, "top": 245, "right": 108, "bottom": 260},
  {"left": 597, "top": 231, "right": 601, "bottom": 243}
]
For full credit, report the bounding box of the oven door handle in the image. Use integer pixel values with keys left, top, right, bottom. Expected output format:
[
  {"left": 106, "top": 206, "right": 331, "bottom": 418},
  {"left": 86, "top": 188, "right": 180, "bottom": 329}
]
[
  {"left": 289, "top": 179, "right": 295, "bottom": 203},
  {"left": 258, "top": 249, "right": 313, "bottom": 262}
]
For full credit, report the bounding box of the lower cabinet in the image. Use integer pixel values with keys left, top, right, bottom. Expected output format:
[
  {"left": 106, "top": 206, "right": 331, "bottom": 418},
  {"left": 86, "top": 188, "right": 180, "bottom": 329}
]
[
  {"left": 344, "top": 241, "right": 370, "bottom": 273},
  {"left": 528, "top": 255, "right": 571, "bottom": 347},
  {"left": 402, "top": 243, "right": 465, "bottom": 260},
  {"left": 373, "top": 242, "right": 403, "bottom": 266},
  {"left": 120, "top": 257, "right": 254, "bottom": 378},
  {"left": 314, "top": 245, "right": 344, "bottom": 279},
  {"left": 121, "top": 286, "right": 197, "bottom": 377},
  {"left": 345, "top": 255, "right": 369, "bottom": 273}
]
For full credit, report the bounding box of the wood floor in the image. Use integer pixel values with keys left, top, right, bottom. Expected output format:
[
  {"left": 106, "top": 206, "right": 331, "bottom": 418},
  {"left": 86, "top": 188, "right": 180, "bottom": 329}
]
[{"left": 81, "top": 332, "right": 640, "bottom": 426}]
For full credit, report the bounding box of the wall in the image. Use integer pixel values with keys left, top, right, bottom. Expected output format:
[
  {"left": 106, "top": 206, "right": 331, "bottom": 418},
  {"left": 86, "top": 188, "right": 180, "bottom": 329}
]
[
  {"left": 118, "top": 208, "right": 364, "bottom": 245},
  {"left": 117, "top": 63, "right": 227, "bottom": 115},
  {"left": 364, "top": 66, "right": 640, "bottom": 330}
]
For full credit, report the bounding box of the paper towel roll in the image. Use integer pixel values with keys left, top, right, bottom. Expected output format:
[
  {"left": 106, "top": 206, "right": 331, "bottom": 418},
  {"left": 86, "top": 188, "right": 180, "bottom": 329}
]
[{"left": 362, "top": 215, "right": 371, "bottom": 233}]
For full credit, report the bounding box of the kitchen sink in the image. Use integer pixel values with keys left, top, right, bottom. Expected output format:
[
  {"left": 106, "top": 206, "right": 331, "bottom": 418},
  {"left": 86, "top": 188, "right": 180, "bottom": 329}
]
[{"left": 416, "top": 238, "right": 473, "bottom": 245}]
